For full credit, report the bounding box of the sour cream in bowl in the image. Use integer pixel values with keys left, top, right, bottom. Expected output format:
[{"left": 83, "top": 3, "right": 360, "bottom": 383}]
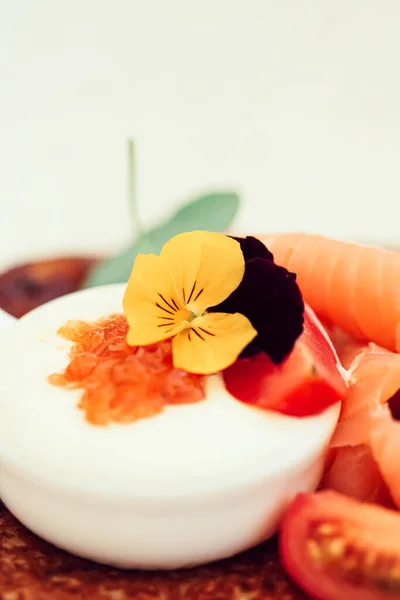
[{"left": 0, "top": 283, "right": 340, "bottom": 569}]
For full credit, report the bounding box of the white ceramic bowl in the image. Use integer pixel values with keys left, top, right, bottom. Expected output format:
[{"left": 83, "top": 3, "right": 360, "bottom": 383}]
[{"left": 0, "top": 285, "right": 340, "bottom": 569}]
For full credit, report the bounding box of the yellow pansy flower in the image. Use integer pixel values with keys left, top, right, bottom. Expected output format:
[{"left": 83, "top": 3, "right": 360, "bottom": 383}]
[{"left": 123, "top": 231, "right": 257, "bottom": 374}]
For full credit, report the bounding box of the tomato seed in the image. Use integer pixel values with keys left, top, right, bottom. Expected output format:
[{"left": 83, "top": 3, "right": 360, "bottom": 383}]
[
  {"left": 307, "top": 540, "right": 323, "bottom": 563},
  {"left": 325, "top": 538, "right": 345, "bottom": 558},
  {"left": 317, "top": 523, "right": 337, "bottom": 537}
]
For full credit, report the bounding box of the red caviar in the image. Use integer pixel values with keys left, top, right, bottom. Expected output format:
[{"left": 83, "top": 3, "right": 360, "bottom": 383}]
[{"left": 49, "top": 314, "right": 206, "bottom": 425}]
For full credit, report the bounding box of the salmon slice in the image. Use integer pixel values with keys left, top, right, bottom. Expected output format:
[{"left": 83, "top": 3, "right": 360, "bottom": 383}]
[
  {"left": 331, "top": 343, "right": 400, "bottom": 447},
  {"left": 323, "top": 327, "right": 366, "bottom": 369},
  {"left": 257, "top": 233, "right": 400, "bottom": 352},
  {"left": 370, "top": 403, "right": 400, "bottom": 509},
  {"left": 320, "top": 444, "right": 394, "bottom": 507},
  {"left": 320, "top": 336, "right": 400, "bottom": 508}
]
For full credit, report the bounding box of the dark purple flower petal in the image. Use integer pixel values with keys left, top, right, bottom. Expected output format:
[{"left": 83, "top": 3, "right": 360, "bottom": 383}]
[
  {"left": 210, "top": 257, "right": 304, "bottom": 364},
  {"left": 230, "top": 236, "right": 274, "bottom": 263}
]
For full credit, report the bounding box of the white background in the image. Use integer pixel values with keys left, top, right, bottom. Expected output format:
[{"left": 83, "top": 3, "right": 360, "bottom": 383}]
[{"left": 1, "top": 0, "right": 399, "bottom": 266}]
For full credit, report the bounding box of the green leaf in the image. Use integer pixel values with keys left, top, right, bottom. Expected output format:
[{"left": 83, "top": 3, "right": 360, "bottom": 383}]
[{"left": 82, "top": 191, "right": 241, "bottom": 289}]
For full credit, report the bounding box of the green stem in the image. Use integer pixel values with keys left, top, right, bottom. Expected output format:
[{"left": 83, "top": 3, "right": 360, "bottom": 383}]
[{"left": 127, "top": 139, "right": 143, "bottom": 241}]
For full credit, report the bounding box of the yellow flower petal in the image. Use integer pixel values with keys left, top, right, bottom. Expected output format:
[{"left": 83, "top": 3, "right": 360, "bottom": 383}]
[
  {"left": 160, "top": 231, "right": 245, "bottom": 314},
  {"left": 172, "top": 312, "right": 257, "bottom": 374},
  {"left": 123, "top": 254, "right": 190, "bottom": 346}
]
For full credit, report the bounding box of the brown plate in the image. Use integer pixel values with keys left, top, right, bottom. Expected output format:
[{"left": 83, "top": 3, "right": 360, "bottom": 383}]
[{"left": 0, "top": 503, "right": 307, "bottom": 600}]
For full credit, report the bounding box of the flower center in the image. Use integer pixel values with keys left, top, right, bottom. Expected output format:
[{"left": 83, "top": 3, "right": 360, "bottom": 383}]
[{"left": 187, "top": 310, "right": 202, "bottom": 323}]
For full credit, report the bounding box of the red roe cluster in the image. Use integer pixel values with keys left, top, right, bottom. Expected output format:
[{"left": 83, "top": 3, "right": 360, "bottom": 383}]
[{"left": 49, "top": 315, "right": 206, "bottom": 425}]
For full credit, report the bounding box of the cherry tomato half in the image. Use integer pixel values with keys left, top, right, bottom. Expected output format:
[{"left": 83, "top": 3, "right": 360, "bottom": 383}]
[{"left": 280, "top": 490, "right": 400, "bottom": 600}]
